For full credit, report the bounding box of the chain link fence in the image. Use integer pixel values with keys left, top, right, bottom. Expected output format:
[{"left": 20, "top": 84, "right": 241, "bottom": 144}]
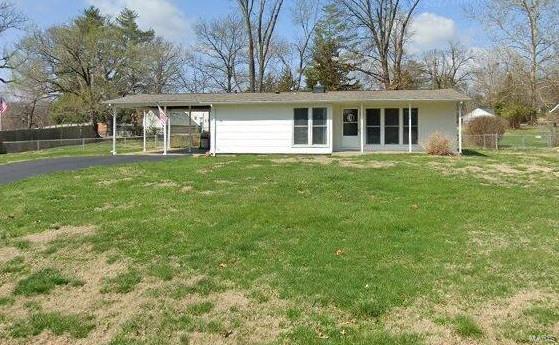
[{"left": 464, "top": 133, "right": 558, "bottom": 150}]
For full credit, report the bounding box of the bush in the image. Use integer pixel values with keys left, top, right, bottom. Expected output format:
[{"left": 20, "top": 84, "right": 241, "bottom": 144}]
[
  {"left": 465, "top": 116, "right": 507, "bottom": 148},
  {"left": 423, "top": 132, "right": 454, "bottom": 156}
]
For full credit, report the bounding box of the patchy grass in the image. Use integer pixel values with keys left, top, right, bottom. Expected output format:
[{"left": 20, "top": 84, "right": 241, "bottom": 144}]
[
  {"left": 0, "top": 151, "right": 558, "bottom": 344},
  {"left": 101, "top": 269, "right": 142, "bottom": 294},
  {"left": 10, "top": 312, "right": 95, "bottom": 338},
  {"left": 13, "top": 268, "right": 82, "bottom": 296}
]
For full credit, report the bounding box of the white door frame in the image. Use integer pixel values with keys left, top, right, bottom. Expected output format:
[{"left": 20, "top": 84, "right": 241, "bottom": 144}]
[{"left": 340, "top": 108, "right": 361, "bottom": 150}]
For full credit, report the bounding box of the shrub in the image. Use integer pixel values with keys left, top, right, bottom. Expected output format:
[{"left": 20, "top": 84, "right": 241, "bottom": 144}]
[
  {"left": 423, "top": 132, "right": 454, "bottom": 156},
  {"left": 465, "top": 116, "right": 507, "bottom": 148}
]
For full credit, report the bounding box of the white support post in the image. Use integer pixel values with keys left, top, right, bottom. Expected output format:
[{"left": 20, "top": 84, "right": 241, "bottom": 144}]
[
  {"left": 167, "top": 108, "right": 171, "bottom": 151},
  {"left": 458, "top": 101, "right": 463, "bottom": 154},
  {"left": 360, "top": 103, "right": 365, "bottom": 153},
  {"left": 408, "top": 104, "right": 412, "bottom": 153},
  {"left": 211, "top": 104, "right": 216, "bottom": 156},
  {"left": 188, "top": 105, "right": 192, "bottom": 153},
  {"left": 112, "top": 106, "right": 117, "bottom": 155},
  {"left": 163, "top": 106, "right": 167, "bottom": 156},
  {"left": 142, "top": 110, "right": 147, "bottom": 152}
]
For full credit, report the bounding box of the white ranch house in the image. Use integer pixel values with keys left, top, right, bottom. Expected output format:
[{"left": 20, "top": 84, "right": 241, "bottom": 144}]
[{"left": 105, "top": 88, "right": 470, "bottom": 155}]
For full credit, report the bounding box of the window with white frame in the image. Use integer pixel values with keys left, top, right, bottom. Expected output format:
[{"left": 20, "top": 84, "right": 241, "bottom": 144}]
[
  {"left": 366, "top": 109, "right": 381, "bottom": 144},
  {"left": 384, "top": 108, "right": 400, "bottom": 144},
  {"left": 293, "top": 107, "right": 328, "bottom": 146},
  {"left": 294, "top": 108, "right": 309, "bottom": 145},
  {"left": 312, "top": 108, "right": 327, "bottom": 145}
]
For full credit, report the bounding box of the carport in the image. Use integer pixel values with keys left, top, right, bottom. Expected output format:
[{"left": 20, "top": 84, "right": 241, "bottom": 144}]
[{"left": 104, "top": 95, "right": 213, "bottom": 156}]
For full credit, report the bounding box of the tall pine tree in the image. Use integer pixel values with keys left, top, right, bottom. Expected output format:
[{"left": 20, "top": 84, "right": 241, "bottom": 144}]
[{"left": 304, "top": 5, "right": 359, "bottom": 91}]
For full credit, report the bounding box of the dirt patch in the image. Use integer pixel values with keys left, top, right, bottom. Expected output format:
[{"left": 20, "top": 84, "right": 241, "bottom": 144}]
[
  {"left": 97, "top": 177, "right": 133, "bottom": 186},
  {"left": 142, "top": 180, "right": 178, "bottom": 188},
  {"left": 180, "top": 185, "right": 194, "bottom": 193},
  {"left": 385, "top": 289, "right": 557, "bottom": 345},
  {"left": 270, "top": 156, "right": 333, "bottom": 165},
  {"left": 337, "top": 160, "right": 396, "bottom": 169},
  {"left": 0, "top": 247, "right": 20, "bottom": 265},
  {"left": 21, "top": 225, "right": 96, "bottom": 245}
]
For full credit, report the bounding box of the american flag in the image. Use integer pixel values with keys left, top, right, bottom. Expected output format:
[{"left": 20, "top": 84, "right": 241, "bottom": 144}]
[
  {"left": 0, "top": 97, "right": 8, "bottom": 116},
  {"left": 157, "top": 105, "right": 168, "bottom": 126}
]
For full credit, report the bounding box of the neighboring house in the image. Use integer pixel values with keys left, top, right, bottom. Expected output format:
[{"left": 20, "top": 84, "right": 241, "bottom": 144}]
[
  {"left": 144, "top": 109, "right": 210, "bottom": 132},
  {"left": 105, "top": 88, "right": 470, "bottom": 154},
  {"left": 463, "top": 107, "right": 495, "bottom": 123}
]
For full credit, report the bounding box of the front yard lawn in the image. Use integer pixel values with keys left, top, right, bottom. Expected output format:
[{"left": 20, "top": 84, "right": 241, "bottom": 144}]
[{"left": 0, "top": 152, "right": 558, "bottom": 344}]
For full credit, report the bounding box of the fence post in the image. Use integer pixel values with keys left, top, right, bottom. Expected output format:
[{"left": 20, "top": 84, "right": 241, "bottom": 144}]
[
  {"left": 495, "top": 134, "right": 498, "bottom": 150},
  {"left": 82, "top": 137, "right": 85, "bottom": 150},
  {"left": 36, "top": 140, "right": 40, "bottom": 151}
]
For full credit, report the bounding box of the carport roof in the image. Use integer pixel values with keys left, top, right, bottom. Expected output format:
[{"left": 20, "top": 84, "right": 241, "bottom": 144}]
[{"left": 104, "top": 88, "right": 470, "bottom": 108}]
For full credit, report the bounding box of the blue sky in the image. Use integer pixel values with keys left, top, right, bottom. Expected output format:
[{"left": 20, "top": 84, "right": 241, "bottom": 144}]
[{"left": 4, "top": 0, "right": 489, "bottom": 52}]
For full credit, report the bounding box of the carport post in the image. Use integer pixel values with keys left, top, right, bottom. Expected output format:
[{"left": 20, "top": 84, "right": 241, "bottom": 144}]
[
  {"left": 167, "top": 108, "right": 171, "bottom": 151},
  {"left": 142, "top": 109, "right": 146, "bottom": 152},
  {"left": 163, "top": 106, "right": 167, "bottom": 155},
  {"left": 360, "top": 103, "right": 365, "bottom": 153},
  {"left": 458, "top": 101, "right": 463, "bottom": 155},
  {"left": 112, "top": 106, "right": 117, "bottom": 155}
]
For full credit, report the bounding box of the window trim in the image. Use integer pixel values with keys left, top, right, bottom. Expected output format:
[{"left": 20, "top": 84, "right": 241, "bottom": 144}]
[{"left": 292, "top": 107, "right": 329, "bottom": 147}]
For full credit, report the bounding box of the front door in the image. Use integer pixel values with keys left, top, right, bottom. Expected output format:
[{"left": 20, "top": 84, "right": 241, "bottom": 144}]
[{"left": 342, "top": 109, "right": 360, "bottom": 149}]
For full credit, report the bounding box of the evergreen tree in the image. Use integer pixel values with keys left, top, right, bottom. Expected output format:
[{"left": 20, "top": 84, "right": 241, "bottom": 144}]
[
  {"left": 115, "top": 8, "right": 154, "bottom": 44},
  {"left": 304, "top": 5, "right": 359, "bottom": 91}
]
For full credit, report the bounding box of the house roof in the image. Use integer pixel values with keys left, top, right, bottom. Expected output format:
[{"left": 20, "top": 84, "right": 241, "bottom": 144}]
[{"left": 104, "top": 89, "right": 470, "bottom": 108}]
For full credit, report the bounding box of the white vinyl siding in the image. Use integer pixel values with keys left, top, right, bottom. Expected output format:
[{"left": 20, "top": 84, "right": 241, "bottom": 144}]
[{"left": 213, "top": 104, "right": 333, "bottom": 154}]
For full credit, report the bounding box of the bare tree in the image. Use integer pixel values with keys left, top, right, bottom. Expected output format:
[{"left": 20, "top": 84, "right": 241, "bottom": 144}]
[
  {"left": 291, "top": 0, "right": 322, "bottom": 90},
  {"left": 144, "top": 38, "right": 188, "bottom": 94},
  {"left": 336, "top": 0, "right": 421, "bottom": 90},
  {"left": 0, "top": 1, "right": 26, "bottom": 84},
  {"left": 194, "top": 15, "right": 246, "bottom": 93},
  {"left": 422, "top": 42, "right": 474, "bottom": 90},
  {"left": 236, "top": 0, "right": 284, "bottom": 92},
  {"left": 471, "top": 0, "right": 559, "bottom": 110}
]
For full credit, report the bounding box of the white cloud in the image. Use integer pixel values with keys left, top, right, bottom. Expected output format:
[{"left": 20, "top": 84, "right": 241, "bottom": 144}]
[
  {"left": 87, "top": 0, "right": 191, "bottom": 43},
  {"left": 409, "top": 12, "right": 457, "bottom": 53}
]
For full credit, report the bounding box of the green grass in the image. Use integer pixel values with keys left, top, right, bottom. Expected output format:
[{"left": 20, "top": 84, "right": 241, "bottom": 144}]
[
  {"left": 101, "top": 270, "right": 142, "bottom": 294},
  {"left": 1, "top": 151, "right": 558, "bottom": 344},
  {"left": 13, "top": 268, "right": 82, "bottom": 296},
  {"left": 453, "top": 315, "right": 484, "bottom": 338},
  {"left": 0, "top": 138, "right": 153, "bottom": 165},
  {"left": 186, "top": 301, "right": 214, "bottom": 316},
  {"left": 10, "top": 312, "right": 95, "bottom": 338}
]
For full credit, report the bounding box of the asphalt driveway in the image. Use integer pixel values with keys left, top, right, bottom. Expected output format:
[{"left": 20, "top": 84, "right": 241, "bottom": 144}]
[{"left": 0, "top": 155, "right": 182, "bottom": 185}]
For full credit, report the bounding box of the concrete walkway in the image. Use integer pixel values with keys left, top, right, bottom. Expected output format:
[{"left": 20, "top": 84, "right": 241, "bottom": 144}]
[{"left": 0, "top": 155, "right": 183, "bottom": 185}]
